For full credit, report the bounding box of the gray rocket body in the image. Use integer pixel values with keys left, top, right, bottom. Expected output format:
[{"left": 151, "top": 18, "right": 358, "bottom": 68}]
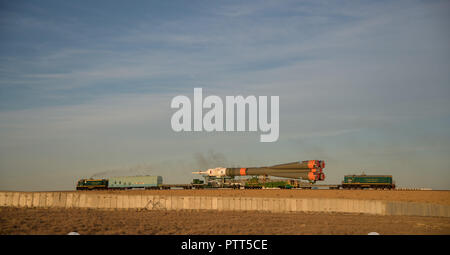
[{"left": 193, "top": 160, "right": 326, "bottom": 182}]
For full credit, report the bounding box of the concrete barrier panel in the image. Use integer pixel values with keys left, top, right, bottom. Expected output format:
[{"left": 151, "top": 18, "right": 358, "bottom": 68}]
[
  {"left": 368, "top": 200, "right": 377, "bottom": 215},
  {"left": 86, "top": 194, "right": 96, "bottom": 208},
  {"left": 128, "top": 195, "right": 136, "bottom": 209},
  {"left": 68, "top": 193, "right": 75, "bottom": 208},
  {"left": 229, "top": 198, "right": 236, "bottom": 211},
  {"left": 153, "top": 196, "right": 161, "bottom": 209},
  {"left": 145, "top": 195, "right": 155, "bottom": 210},
  {"left": 65, "top": 193, "right": 73, "bottom": 208},
  {"left": 136, "top": 195, "right": 145, "bottom": 209},
  {"left": 25, "top": 193, "right": 33, "bottom": 208},
  {"left": 420, "top": 203, "right": 431, "bottom": 217},
  {"left": 212, "top": 197, "right": 218, "bottom": 210},
  {"left": 3, "top": 192, "right": 10, "bottom": 207},
  {"left": 193, "top": 197, "right": 199, "bottom": 210},
  {"left": 172, "top": 196, "right": 180, "bottom": 210},
  {"left": 152, "top": 195, "right": 161, "bottom": 209},
  {"left": 137, "top": 195, "right": 145, "bottom": 209},
  {"left": 411, "top": 202, "right": 424, "bottom": 217},
  {"left": 183, "top": 196, "right": 189, "bottom": 210},
  {"left": 177, "top": 196, "right": 183, "bottom": 210},
  {"left": 286, "top": 199, "right": 295, "bottom": 212},
  {"left": 263, "top": 198, "right": 274, "bottom": 212},
  {"left": 2, "top": 192, "right": 9, "bottom": 207},
  {"left": 266, "top": 198, "right": 273, "bottom": 212},
  {"left": 442, "top": 205, "right": 450, "bottom": 217},
  {"left": 96, "top": 194, "right": 103, "bottom": 209},
  {"left": 51, "top": 193, "right": 60, "bottom": 208},
  {"left": 110, "top": 195, "right": 117, "bottom": 209},
  {"left": 140, "top": 195, "right": 148, "bottom": 209},
  {"left": 244, "top": 198, "right": 251, "bottom": 211},
  {"left": 115, "top": 195, "right": 122, "bottom": 209},
  {"left": 3, "top": 193, "right": 9, "bottom": 207},
  {"left": 38, "top": 193, "right": 45, "bottom": 208},
  {"left": 240, "top": 197, "right": 247, "bottom": 211},
  {"left": 250, "top": 198, "right": 256, "bottom": 211},
  {"left": 235, "top": 197, "right": 241, "bottom": 211},
  {"left": 217, "top": 197, "right": 223, "bottom": 211},
  {"left": 181, "top": 196, "right": 189, "bottom": 210},
  {"left": 31, "top": 193, "right": 40, "bottom": 208},
  {"left": 352, "top": 199, "right": 360, "bottom": 214},
  {"left": 45, "top": 193, "right": 54, "bottom": 208},
  {"left": 329, "top": 199, "right": 338, "bottom": 212},
  {"left": 57, "top": 193, "right": 67, "bottom": 208},
  {"left": 352, "top": 199, "right": 361, "bottom": 214},
  {"left": 51, "top": 193, "right": 59, "bottom": 208},
  {"left": 12, "top": 192, "right": 20, "bottom": 207},
  {"left": 362, "top": 200, "right": 370, "bottom": 214},
  {"left": 145, "top": 195, "right": 154, "bottom": 210},
  {"left": 327, "top": 199, "right": 335, "bottom": 212},
  {"left": 429, "top": 204, "right": 438, "bottom": 217},
  {"left": 253, "top": 198, "right": 260, "bottom": 211},
  {"left": 106, "top": 195, "right": 114, "bottom": 209},
  {"left": 360, "top": 200, "right": 369, "bottom": 214},
  {"left": 271, "top": 199, "right": 278, "bottom": 213},
  {"left": 17, "top": 193, "right": 24, "bottom": 207},
  {"left": 223, "top": 197, "right": 230, "bottom": 211},
  {"left": 205, "top": 197, "right": 212, "bottom": 210},
  {"left": 96, "top": 195, "right": 104, "bottom": 209},
  {"left": 168, "top": 196, "right": 175, "bottom": 210},
  {"left": 160, "top": 196, "right": 168, "bottom": 210},
  {"left": 320, "top": 199, "right": 329, "bottom": 212},
  {"left": 305, "top": 199, "right": 312, "bottom": 212},
  {"left": 165, "top": 196, "right": 172, "bottom": 210},
  {"left": 18, "top": 193, "right": 26, "bottom": 207},
  {"left": 262, "top": 198, "right": 269, "bottom": 212},
  {"left": 0, "top": 192, "right": 5, "bottom": 207},
  {"left": 295, "top": 199, "right": 302, "bottom": 212},
  {"left": 102, "top": 195, "right": 110, "bottom": 209},
  {"left": 123, "top": 195, "right": 131, "bottom": 209},
  {"left": 2, "top": 192, "right": 8, "bottom": 206},
  {"left": 78, "top": 193, "right": 87, "bottom": 208},
  {"left": 307, "top": 198, "right": 319, "bottom": 212}
]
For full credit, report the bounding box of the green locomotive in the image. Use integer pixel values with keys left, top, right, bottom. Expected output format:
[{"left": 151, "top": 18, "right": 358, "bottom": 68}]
[
  {"left": 76, "top": 179, "right": 108, "bottom": 190},
  {"left": 341, "top": 174, "right": 395, "bottom": 190}
]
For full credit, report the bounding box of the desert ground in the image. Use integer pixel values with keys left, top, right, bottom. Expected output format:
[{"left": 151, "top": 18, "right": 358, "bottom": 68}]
[
  {"left": 1, "top": 207, "right": 449, "bottom": 235},
  {"left": 70, "top": 189, "right": 450, "bottom": 205}
]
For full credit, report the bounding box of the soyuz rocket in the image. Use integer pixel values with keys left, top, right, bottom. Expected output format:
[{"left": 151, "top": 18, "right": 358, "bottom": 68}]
[{"left": 193, "top": 160, "right": 325, "bottom": 183}]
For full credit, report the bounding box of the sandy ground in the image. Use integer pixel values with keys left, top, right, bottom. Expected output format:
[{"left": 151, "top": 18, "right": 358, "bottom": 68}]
[
  {"left": 69, "top": 189, "right": 450, "bottom": 205},
  {"left": 0, "top": 207, "right": 449, "bottom": 235}
]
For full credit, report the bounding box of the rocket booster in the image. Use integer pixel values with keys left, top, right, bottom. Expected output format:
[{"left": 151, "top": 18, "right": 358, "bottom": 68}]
[{"left": 192, "top": 160, "right": 326, "bottom": 182}]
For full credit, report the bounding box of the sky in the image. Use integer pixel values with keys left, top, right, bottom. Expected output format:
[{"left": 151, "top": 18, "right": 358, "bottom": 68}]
[{"left": 0, "top": 0, "right": 449, "bottom": 190}]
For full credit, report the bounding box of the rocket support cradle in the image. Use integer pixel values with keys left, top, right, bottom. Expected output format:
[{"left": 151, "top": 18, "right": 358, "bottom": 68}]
[{"left": 192, "top": 160, "right": 326, "bottom": 182}]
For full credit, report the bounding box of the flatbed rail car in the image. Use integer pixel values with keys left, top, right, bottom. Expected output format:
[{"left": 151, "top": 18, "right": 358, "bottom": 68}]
[
  {"left": 76, "top": 176, "right": 163, "bottom": 190},
  {"left": 108, "top": 176, "right": 162, "bottom": 189},
  {"left": 341, "top": 174, "right": 395, "bottom": 190}
]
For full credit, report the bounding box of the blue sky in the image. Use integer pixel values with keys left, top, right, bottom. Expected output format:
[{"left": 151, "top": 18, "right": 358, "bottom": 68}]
[{"left": 0, "top": 0, "right": 449, "bottom": 190}]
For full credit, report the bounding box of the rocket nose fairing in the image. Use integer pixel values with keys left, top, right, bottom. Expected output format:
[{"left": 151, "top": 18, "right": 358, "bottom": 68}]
[{"left": 192, "top": 160, "right": 326, "bottom": 182}]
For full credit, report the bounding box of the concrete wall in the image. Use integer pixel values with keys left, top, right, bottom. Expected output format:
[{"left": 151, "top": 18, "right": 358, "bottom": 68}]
[{"left": 0, "top": 192, "right": 448, "bottom": 218}]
